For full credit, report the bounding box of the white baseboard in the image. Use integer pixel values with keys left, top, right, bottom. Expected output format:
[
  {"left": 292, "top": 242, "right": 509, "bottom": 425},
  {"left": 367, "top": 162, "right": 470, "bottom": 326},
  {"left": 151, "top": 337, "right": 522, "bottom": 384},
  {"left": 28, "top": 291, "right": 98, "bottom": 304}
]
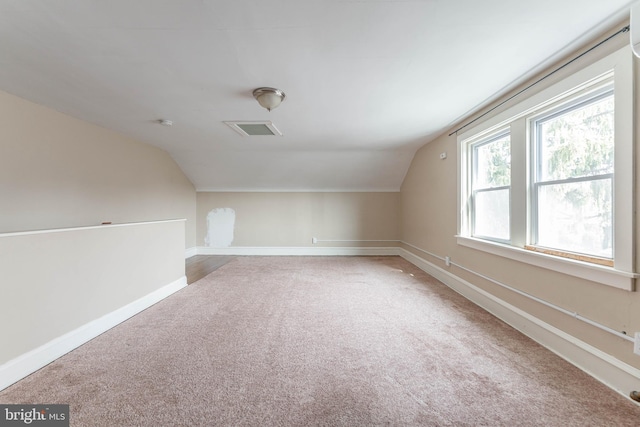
[
  {"left": 0, "top": 276, "right": 187, "bottom": 392},
  {"left": 197, "top": 246, "right": 400, "bottom": 256},
  {"left": 185, "top": 247, "right": 198, "bottom": 258},
  {"left": 398, "top": 248, "right": 640, "bottom": 402}
]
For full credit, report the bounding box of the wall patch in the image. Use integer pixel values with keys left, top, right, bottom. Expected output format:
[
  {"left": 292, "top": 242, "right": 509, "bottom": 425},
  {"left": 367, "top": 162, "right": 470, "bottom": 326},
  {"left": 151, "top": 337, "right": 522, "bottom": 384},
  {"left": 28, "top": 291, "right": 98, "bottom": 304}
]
[{"left": 205, "top": 208, "right": 235, "bottom": 247}]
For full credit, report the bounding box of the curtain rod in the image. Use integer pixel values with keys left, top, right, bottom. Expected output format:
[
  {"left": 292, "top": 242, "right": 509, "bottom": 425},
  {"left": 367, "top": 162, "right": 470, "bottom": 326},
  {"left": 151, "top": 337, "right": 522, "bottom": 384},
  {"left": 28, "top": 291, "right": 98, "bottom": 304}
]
[{"left": 449, "top": 25, "right": 630, "bottom": 137}]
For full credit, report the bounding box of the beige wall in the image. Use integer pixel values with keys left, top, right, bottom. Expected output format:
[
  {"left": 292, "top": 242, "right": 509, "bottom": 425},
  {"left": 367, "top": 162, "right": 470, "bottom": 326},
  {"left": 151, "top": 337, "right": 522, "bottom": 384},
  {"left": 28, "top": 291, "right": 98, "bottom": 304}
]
[
  {"left": 0, "top": 90, "right": 196, "bottom": 248},
  {"left": 197, "top": 192, "right": 399, "bottom": 247},
  {"left": 400, "top": 27, "right": 640, "bottom": 369},
  {"left": 0, "top": 220, "right": 185, "bottom": 366}
]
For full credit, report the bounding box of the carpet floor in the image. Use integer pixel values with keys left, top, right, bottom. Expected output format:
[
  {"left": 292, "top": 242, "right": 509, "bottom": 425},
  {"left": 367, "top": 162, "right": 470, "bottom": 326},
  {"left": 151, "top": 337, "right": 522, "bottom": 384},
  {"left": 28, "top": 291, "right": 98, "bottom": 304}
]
[{"left": 1, "top": 256, "right": 639, "bottom": 426}]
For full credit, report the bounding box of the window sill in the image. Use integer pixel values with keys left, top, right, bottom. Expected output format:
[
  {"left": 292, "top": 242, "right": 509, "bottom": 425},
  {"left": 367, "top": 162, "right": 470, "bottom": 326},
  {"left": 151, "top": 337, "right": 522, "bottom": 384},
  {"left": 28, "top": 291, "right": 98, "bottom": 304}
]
[{"left": 456, "top": 236, "right": 637, "bottom": 291}]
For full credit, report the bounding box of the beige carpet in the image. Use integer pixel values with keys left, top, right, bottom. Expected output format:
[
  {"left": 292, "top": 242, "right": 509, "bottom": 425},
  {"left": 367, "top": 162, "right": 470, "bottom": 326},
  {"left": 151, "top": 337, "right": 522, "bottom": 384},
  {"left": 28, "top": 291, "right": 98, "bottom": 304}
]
[{"left": 1, "top": 256, "right": 639, "bottom": 426}]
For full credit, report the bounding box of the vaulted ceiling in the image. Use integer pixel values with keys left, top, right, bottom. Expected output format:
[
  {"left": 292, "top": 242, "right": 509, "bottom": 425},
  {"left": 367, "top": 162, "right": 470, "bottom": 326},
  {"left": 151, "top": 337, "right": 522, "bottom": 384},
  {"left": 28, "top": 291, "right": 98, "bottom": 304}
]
[{"left": 0, "top": 1, "right": 633, "bottom": 191}]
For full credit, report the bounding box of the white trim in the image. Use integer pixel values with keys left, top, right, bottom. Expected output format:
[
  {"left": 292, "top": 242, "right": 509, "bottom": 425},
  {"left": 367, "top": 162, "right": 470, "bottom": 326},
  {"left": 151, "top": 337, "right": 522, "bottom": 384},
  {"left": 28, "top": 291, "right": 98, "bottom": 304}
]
[
  {"left": 0, "top": 219, "right": 187, "bottom": 239},
  {"left": 185, "top": 247, "right": 198, "bottom": 259},
  {"left": 612, "top": 45, "right": 635, "bottom": 272},
  {"left": 398, "top": 247, "right": 640, "bottom": 402},
  {"left": 195, "top": 188, "right": 401, "bottom": 193},
  {"left": 457, "top": 235, "right": 637, "bottom": 291},
  {"left": 197, "top": 246, "right": 399, "bottom": 256},
  {"left": 314, "top": 239, "right": 401, "bottom": 243},
  {"left": 0, "top": 276, "right": 187, "bottom": 392}
]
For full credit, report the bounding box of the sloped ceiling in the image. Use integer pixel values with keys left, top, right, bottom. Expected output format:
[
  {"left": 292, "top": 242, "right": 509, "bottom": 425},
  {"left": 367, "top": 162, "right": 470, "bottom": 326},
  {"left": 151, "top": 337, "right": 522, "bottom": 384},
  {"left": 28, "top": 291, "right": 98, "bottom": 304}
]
[{"left": 0, "top": 0, "right": 633, "bottom": 191}]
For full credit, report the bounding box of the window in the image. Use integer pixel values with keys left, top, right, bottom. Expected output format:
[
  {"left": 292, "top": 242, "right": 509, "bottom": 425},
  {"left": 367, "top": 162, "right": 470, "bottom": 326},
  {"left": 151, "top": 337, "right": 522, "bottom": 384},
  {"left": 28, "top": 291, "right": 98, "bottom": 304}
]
[
  {"left": 457, "top": 47, "right": 635, "bottom": 290},
  {"left": 530, "top": 88, "right": 614, "bottom": 262},
  {"left": 470, "top": 131, "right": 511, "bottom": 242}
]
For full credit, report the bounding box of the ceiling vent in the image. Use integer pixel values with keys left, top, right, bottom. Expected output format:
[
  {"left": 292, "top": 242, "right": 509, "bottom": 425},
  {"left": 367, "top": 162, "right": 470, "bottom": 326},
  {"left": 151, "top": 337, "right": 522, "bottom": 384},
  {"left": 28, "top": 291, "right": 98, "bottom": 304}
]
[{"left": 224, "top": 121, "right": 283, "bottom": 136}]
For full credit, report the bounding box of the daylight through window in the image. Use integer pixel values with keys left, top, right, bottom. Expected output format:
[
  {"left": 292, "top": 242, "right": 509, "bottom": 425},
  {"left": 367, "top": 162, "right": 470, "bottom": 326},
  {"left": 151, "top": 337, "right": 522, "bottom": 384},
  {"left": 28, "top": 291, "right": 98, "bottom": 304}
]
[
  {"left": 531, "top": 88, "right": 614, "bottom": 260},
  {"left": 471, "top": 131, "right": 511, "bottom": 242},
  {"left": 456, "top": 46, "right": 634, "bottom": 289}
]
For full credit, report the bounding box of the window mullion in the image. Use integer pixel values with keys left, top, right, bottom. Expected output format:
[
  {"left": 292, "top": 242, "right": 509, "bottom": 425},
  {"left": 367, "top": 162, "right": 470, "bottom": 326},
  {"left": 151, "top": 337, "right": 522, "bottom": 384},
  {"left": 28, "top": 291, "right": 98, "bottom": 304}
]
[{"left": 510, "top": 119, "right": 527, "bottom": 247}]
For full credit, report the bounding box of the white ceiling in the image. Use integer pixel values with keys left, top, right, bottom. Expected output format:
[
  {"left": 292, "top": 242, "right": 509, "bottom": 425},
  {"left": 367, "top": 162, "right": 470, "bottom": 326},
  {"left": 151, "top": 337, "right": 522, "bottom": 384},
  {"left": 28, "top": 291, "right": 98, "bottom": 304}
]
[{"left": 0, "top": 0, "right": 634, "bottom": 191}]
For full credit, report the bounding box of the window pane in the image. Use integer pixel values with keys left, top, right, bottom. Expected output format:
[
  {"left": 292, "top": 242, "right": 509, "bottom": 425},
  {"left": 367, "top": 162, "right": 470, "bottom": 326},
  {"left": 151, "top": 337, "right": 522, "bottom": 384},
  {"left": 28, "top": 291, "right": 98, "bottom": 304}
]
[
  {"left": 537, "top": 178, "right": 612, "bottom": 258},
  {"left": 473, "top": 188, "right": 510, "bottom": 240},
  {"left": 538, "top": 94, "right": 614, "bottom": 181},
  {"left": 474, "top": 134, "right": 510, "bottom": 189}
]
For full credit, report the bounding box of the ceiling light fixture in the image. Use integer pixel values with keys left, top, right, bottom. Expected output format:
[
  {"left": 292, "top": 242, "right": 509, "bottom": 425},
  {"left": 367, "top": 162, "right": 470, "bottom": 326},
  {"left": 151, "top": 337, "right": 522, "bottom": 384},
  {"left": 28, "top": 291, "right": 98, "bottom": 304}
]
[{"left": 253, "top": 87, "right": 286, "bottom": 111}]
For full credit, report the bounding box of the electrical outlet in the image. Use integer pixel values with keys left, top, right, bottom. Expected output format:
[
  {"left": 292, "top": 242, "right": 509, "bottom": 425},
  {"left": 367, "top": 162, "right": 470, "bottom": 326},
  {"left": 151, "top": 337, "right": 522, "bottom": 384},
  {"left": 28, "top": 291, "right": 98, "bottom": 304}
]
[
  {"left": 445, "top": 256, "right": 451, "bottom": 267},
  {"left": 312, "top": 237, "right": 318, "bottom": 244},
  {"left": 634, "top": 332, "right": 640, "bottom": 356}
]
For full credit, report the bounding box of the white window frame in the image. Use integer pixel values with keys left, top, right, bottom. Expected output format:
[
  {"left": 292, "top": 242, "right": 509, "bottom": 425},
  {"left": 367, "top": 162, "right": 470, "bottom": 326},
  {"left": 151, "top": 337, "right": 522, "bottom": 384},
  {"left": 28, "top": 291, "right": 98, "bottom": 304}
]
[
  {"left": 457, "top": 47, "right": 636, "bottom": 291},
  {"left": 529, "top": 85, "right": 614, "bottom": 261},
  {"left": 468, "top": 129, "right": 511, "bottom": 243}
]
